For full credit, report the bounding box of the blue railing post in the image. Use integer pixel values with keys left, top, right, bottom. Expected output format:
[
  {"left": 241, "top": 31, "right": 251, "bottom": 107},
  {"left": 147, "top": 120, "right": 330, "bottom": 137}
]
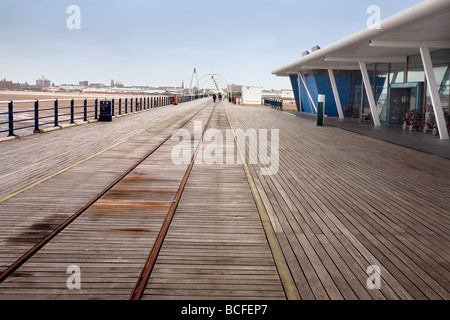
[
  {"left": 70, "top": 99, "right": 75, "bottom": 124},
  {"left": 140, "top": 97, "right": 143, "bottom": 111},
  {"left": 111, "top": 98, "right": 115, "bottom": 117},
  {"left": 54, "top": 99, "right": 59, "bottom": 127},
  {"left": 125, "top": 98, "right": 128, "bottom": 114},
  {"left": 95, "top": 99, "right": 98, "bottom": 120},
  {"left": 34, "top": 100, "right": 41, "bottom": 133},
  {"left": 8, "top": 101, "right": 15, "bottom": 137},
  {"left": 130, "top": 98, "right": 133, "bottom": 112},
  {"left": 84, "top": 99, "right": 88, "bottom": 122},
  {"left": 119, "top": 98, "right": 122, "bottom": 115}
]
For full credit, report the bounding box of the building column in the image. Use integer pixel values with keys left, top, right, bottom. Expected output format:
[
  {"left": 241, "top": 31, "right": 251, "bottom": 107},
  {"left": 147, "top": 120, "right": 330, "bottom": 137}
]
[
  {"left": 327, "top": 68, "right": 344, "bottom": 120},
  {"left": 359, "top": 61, "right": 381, "bottom": 127},
  {"left": 419, "top": 47, "right": 449, "bottom": 140},
  {"left": 299, "top": 72, "right": 317, "bottom": 113}
]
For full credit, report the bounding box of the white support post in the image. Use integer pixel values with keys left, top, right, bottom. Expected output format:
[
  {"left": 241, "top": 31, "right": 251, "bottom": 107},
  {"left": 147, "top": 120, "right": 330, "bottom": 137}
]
[
  {"left": 359, "top": 61, "right": 381, "bottom": 127},
  {"left": 299, "top": 73, "right": 317, "bottom": 113},
  {"left": 419, "top": 47, "right": 449, "bottom": 140},
  {"left": 328, "top": 68, "right": 344, "bottom": 120}
]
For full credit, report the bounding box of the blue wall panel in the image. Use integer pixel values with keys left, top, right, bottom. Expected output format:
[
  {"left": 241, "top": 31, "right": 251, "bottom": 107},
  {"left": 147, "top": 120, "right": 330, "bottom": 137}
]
[
  {"left": 300, "top": 79, "right": 313, "bottom": 114},
  {"left": 305, "top": 76, "right": 318, "bottom": 115},
  {"left": 312, "top": 75, "right": 336, "bottom": 116},
  {"left": 335, "top": 75, "right": 354, "bottom": 111},
  {"left": 288, "top": 73, "right": 381, "bottom": 118}
]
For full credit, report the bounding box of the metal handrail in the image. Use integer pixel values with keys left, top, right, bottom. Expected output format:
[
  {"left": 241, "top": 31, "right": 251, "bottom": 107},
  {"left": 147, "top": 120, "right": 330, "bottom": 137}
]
[{"left": 0, "top": 94, "right": 205, "bottom": 137}]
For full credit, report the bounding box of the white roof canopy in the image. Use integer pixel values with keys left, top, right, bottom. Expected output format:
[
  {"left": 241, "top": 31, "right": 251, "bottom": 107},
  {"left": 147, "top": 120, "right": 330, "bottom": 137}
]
[{"left": 272, "top": 0, "right": 450, "bottom": 76}]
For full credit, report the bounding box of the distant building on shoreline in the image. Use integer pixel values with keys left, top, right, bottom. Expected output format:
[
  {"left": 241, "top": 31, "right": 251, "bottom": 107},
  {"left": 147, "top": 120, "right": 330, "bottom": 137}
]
[
  {"left": 36, "top": 75, "right": 51, "bottom": 88},
  {"left": 0, "top": 78, "right": 39, "bottom": 91}
]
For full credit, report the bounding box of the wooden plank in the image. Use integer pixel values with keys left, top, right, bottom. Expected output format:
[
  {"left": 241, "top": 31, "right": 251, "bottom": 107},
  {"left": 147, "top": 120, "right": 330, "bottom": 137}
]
[
  {"left": 144, "top": 104, "right": 286, "bottom": 300},
  {"left": 224, "top": 102, "right": 450, "bottom": 300},
  {"left": 0, "top": 101, "right": 286, "bottom": 300},
  {"left": 0, "top": 100, "right": 215, "bottom": 299}
]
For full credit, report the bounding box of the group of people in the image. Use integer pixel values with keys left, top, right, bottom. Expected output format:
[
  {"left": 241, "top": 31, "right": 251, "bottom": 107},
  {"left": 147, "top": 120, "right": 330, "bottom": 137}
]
[{"left": 212, "top": 92, "right": 223, "bottom": 103}]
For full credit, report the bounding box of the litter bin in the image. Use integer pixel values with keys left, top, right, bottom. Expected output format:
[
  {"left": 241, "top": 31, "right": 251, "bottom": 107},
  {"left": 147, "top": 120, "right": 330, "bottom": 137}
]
[
  {"left": 99, "top": 100, "right": 112, "bottom": 121},
  {"left": 174, "top": 94, "right": 178, "bottom": 105}
]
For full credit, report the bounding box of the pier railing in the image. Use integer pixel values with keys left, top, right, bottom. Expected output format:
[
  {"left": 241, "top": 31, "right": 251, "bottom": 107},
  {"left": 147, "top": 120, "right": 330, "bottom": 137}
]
[{"left": 0, "top": 95, "right": 203, "bottom": 137}]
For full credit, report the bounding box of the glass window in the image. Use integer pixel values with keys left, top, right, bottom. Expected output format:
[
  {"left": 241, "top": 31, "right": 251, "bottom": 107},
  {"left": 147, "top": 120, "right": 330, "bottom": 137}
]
[
  {"left": 407, "top": 54, "right": 425, "bottom": 82},
  {"left": 390, "top": 63, "right": 405, "bottom": 83},
  {"left": 427, "top": 49, "right": 450, "bottom": 115},
  {"left": 375, "top": 63, "right": 389, "bottom": 122},
  {"left": 434, "top": 66, "right": 449, "bottom": 87}
]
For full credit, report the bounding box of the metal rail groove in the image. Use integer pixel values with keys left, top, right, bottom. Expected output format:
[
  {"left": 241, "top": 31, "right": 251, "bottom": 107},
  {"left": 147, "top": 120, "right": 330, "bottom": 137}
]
[
  {"left": 131, "top": 102, "right": 217, "bottom": 300},
  {"left": 0, "top": 100, "right": 212, "bottom": 284}
]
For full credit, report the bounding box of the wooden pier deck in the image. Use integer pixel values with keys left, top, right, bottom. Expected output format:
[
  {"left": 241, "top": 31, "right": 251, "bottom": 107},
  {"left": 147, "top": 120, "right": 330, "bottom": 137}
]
[
  {"left": 0, "top": 98, "right": 448, "bottom": 300},
  {"left": 225, "top": 103, "right": 449, "bottom": 300}
]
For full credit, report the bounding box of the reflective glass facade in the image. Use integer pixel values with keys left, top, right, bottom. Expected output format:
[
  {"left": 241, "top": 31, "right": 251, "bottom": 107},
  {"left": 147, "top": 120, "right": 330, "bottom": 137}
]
[{"left": 290, "top": 49, "right": 450, "bottom": 125}]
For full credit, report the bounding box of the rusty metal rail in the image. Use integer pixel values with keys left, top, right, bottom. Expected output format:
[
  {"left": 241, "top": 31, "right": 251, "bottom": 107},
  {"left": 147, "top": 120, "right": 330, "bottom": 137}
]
[
  {"left": 0, "top": 99, "right": 213, "bottom": 285},
  {"left": 131, "top": 101, "right": 217, "bottom": 300}
]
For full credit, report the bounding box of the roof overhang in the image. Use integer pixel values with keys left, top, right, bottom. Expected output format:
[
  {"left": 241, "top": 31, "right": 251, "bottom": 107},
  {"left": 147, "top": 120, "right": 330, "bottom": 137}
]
[{"left": 272, "top": 0, "right": 450, "bottom": 77}]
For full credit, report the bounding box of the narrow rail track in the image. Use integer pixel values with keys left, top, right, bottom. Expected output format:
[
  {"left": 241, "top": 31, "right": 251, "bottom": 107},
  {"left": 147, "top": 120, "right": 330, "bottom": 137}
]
[
  {"left": 0, "top": 100, "right": 215, "bottom": 289},
  {"left": 131, "top": 101, "right": 217, "bottom": 299}
]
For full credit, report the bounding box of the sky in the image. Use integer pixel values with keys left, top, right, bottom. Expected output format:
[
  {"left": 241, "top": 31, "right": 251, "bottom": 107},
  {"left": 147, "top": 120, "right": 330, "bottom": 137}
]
[{"left": 0, "top": 0, "right": 423, "bottom": 90}]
